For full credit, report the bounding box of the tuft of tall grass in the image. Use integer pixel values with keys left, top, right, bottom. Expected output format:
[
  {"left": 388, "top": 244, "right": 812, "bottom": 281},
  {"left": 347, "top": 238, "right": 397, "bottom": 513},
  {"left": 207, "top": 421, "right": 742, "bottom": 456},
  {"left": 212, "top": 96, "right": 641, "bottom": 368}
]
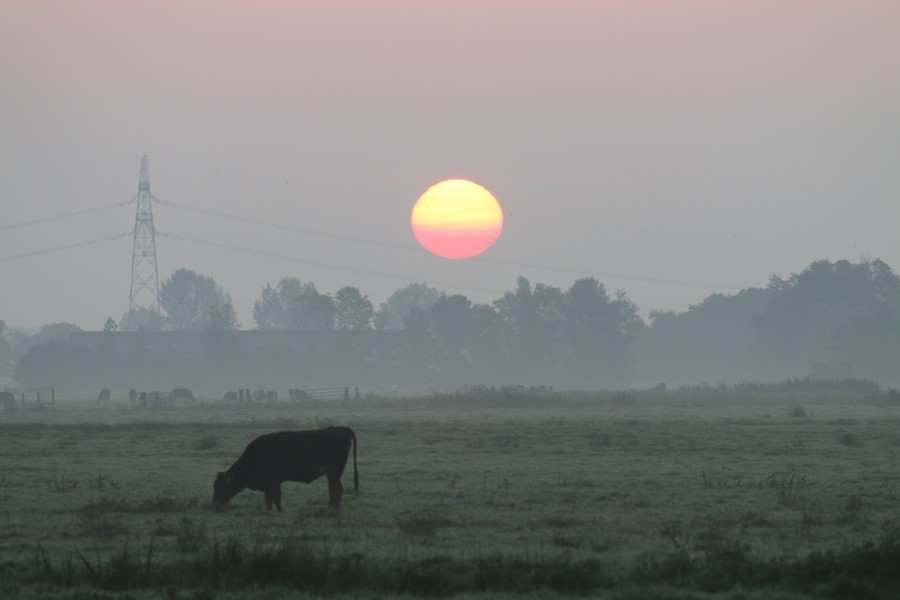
[{"left": 25, "top": 537, "right": 608, "bottom": 595}]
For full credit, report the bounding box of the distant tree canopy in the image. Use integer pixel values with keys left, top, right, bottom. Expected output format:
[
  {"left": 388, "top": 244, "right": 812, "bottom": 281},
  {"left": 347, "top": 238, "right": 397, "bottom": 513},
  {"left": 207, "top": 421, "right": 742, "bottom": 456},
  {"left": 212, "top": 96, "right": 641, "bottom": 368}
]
[
  {"left": 253, "top": 278, "right": 318, "bottom": 330},
  {"left": 397, "top": 276, "right": 641, "bottom": 387},
  {"left": 376, "top": 283, "right": 442, "bottom": 330},
  {"left": 636, "top": 288, "right": 773, "bottom": 384},
  {"left": 637, "top": 258, "right": 900, "bottom": 386},
  {"left": 753, "top": 258, "right": 900, "bottom": 381},
  {"left": 160, "top": 268, "right": 239, "bottom": 331},
  {"left": 0, "top": 320, "right": 11, "bottom": 379},
  {"left": 10, "top": 258, "right": 900, "bottom": 390},
  {"left": 334, "top": 286, "right": 375, "bottom": 331},
  {"left": 119, "top": 307, "right": 163, "bottom": 332}
]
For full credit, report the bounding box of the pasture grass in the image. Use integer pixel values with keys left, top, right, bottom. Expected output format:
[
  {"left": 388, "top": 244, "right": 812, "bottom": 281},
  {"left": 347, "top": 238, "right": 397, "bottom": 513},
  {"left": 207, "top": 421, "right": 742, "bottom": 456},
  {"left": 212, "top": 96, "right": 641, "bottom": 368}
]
[{"left": 1, "top": 382, "right": 899, "bottom": 598}]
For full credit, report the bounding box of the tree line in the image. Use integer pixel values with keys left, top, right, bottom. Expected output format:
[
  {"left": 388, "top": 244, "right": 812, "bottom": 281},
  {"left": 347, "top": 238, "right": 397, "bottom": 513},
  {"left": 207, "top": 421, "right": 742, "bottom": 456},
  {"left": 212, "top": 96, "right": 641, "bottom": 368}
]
[{"left": 4, "top": 258, "right": 900, "bottom": 390}]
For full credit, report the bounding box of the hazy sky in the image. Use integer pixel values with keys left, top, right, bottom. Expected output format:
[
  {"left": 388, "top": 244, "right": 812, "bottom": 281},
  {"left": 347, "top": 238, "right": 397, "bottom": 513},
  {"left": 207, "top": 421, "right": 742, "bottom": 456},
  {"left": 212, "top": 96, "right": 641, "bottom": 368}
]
[{"left": 2, "top": 1, "right": 899, "bottom": 330}]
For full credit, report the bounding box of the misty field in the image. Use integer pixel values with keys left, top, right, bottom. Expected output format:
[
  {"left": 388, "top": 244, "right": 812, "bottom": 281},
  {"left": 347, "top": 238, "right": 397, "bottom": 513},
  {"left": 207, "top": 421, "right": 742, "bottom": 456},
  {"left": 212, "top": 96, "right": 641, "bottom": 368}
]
[{"left": 1, "top": 384, "right": 899, "bottom": 599}]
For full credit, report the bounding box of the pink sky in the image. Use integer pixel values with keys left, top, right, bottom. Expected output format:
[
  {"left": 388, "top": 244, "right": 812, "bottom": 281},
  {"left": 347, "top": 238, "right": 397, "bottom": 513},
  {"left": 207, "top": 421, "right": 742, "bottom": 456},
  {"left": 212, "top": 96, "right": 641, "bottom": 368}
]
[{"left": 2, "top": 1, "right": 899, "bottom": 328}]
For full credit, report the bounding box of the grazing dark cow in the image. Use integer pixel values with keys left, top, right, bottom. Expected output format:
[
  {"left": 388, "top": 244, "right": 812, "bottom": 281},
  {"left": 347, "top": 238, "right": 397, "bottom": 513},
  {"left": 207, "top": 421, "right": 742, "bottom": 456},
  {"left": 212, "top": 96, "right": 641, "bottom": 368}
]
[
  {"left": 1, "top": 391, "right": 16, "bottom": 410},
  {"left": 212, "top": 427, "right": 358, "bottom": 512},
  {"left": 97, "top": 388, "right": 111, "bottom": 405}
]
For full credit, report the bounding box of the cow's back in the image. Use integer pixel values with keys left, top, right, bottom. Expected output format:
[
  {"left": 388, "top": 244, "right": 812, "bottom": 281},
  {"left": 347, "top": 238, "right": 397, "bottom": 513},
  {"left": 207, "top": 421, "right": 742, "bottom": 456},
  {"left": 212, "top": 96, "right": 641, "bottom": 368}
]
[{"left": 238, "top": 428, "right": 353, "bottom": 488}]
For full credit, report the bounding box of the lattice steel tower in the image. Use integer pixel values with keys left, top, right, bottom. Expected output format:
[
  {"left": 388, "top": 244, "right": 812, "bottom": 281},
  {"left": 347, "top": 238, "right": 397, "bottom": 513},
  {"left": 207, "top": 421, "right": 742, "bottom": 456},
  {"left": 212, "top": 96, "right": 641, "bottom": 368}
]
[{"left": 129, "top": 155, "right": 161, "bottom": 320}]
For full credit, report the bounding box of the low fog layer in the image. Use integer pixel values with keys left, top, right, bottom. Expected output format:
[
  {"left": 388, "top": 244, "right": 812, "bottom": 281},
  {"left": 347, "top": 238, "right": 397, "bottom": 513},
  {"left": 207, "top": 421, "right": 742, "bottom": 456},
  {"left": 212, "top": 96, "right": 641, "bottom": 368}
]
[{"left": 2, "top": 258, "right": 898, "bottom": 393}]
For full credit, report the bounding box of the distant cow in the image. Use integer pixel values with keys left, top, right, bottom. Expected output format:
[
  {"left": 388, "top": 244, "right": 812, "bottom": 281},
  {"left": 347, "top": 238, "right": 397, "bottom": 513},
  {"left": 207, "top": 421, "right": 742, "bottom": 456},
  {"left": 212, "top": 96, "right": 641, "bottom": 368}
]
[
  {"left": 1, "top": 392, "right": 16, "bottom": 410},
  {"left": 212, "top": 427, "right": 359, "bottom": 512},
  {"left": 289, "top": 388, "right": 310, "bottom": 401},
  {"left": 149, "top": 392, "right": 167, "bottom": 409},
  {"left": 171, "top": 388, "right": 196, "bottom": 404},
  {"left": 97, "top": 388, "right": 111, "bottom": 405}
]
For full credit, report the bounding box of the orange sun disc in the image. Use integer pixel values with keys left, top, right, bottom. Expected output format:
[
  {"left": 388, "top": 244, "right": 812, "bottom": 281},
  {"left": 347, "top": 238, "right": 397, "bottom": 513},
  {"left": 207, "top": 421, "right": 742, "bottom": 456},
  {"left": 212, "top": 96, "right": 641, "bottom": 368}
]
[{"left": 410, "top": 179, "right": 504, "bottom": 259}]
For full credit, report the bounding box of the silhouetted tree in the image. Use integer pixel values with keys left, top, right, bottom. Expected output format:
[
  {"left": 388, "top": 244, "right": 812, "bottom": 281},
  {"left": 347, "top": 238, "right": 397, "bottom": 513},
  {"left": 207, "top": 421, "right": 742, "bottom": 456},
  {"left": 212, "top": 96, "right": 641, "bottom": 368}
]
[
  {"left": 207, "top": 302, "right": 241, "bottom": 331},
  {"left": 0, "top": 321, "right": 11, "bottom": 379},
  {"left": 293, "top": 290, "right": 335, "bottom": 331},
  {"left": 253, "top": 278, "right": 318, "bottom": 330},
  {"left": 753, "top": 259, "right": 900, "bottom": 379},
  {"left": 561, "top": 278, "right": 640, "bottom": 387},
  {"left": 469, "top": 302, "right": 511, "bottom": 380},
  {"left": 334, "top": 286, "right": 375, "bottom": 331},
  {"left": 377, "top": 283, "right": 442, "bottom": 330},
  {"left": 119, "top": 307, "right": 163, "bottom": 332},
  {"left": 494, "top": 277, "right": 564, "bottom": 382},
  {"left": 636, "top": 288, "right": 772, "bottom": 385},
  {"left": 160, "top": 268, "right": 237, "bottom": 331},
  {"left": 24, "top": 322, "right": 83, "bottom": 348},
  {"left": 428, "top": 294, "right": 475, "bottom": 376}
]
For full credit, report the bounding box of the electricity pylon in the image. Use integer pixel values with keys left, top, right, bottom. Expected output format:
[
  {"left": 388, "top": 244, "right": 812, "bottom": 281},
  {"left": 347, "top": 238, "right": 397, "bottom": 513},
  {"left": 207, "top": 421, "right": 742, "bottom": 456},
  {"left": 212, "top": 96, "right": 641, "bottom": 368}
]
[{"left": 129, "top": 155, "right": 162, "bottom": 323}]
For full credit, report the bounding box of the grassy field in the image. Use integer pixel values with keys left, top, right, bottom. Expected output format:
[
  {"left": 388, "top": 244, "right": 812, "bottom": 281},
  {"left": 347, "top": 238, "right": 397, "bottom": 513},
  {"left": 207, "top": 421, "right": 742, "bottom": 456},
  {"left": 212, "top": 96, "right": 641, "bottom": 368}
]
[{"left": 1, "top": 382, "right": 899, "bottom": 599}]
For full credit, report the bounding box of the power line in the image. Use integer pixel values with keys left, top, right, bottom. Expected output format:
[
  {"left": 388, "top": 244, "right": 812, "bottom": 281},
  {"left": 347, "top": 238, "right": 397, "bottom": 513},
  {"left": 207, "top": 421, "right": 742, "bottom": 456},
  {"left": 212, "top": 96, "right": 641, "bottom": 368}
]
[
  {"left": 479, "top": 257, "right": 743, "bottom": 290},
  {"left": 154, "top": 198, "right": 419, "bottom": 253},
  {"left": 157, "top": 231, "right": 509, "bottom": 296},
  {"left": 0, "top": 232, "right": 131, "bottom": 263},
  {"left": 0, "top": 201, "right": 128, "bottom": 232},
  {"left": 0, "top": 196, "right": 743, "bottom": 292},
  {"left": 154, "top": 199, "right": 742, "bottom": 291}
]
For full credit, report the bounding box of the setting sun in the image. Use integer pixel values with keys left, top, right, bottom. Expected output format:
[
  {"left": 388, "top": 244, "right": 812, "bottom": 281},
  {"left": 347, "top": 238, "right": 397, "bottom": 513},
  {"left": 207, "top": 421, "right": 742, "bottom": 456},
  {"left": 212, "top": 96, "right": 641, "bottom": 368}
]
[{"left": 411, "top": 179, "right": 504, "bottom": 259}]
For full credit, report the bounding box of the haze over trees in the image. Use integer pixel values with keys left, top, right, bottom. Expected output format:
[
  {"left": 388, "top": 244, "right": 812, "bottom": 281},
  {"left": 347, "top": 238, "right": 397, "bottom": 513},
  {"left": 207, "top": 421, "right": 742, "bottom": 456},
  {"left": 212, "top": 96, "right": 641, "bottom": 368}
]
[
  {"left": 6, "top": 258, "right": 900, "bottom": 391},
  {"left": 119, "top": 307, "right": 163, "bottom": 332},
  {"left": 159, "top": 268, "right": 240, "bottom": 331},
  {"left": 637, "top": 258, "right": 900, "bottom": 385},
  {"left": 375, "top": 283, "right": 443, "bottom": 330}
]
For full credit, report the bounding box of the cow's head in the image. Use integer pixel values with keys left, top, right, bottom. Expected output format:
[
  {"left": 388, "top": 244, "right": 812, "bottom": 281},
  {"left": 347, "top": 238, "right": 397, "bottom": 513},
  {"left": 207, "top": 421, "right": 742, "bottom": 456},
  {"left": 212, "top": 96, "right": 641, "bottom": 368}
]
[{"left": 211, "top": 470, "right": 241, "bottom": 506}]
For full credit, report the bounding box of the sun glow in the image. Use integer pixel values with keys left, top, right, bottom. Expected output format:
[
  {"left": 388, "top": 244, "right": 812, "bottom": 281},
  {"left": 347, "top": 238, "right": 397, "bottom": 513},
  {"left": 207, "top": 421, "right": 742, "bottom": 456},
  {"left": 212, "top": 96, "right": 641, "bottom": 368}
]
[{"left": 410, "top": 179, "right": 503, "bottom": 259}]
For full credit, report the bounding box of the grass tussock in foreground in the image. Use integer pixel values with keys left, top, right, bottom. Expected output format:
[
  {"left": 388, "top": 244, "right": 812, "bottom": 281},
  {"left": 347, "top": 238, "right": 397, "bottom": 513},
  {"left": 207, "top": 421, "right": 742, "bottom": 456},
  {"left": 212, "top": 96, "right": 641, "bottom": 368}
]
[
  {"left": 12, "top": 528, "right": 900, "bottom": 599},
  {"left": 25, "top": 539, "right": 606, "bottom": 597}
]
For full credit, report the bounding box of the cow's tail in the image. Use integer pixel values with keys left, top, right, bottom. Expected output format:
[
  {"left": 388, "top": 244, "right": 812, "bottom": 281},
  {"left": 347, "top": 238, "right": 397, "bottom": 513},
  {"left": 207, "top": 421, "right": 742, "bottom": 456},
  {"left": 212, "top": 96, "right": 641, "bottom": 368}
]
[{"left": 350, "top": 428, "right": 359, "bottom": 495}]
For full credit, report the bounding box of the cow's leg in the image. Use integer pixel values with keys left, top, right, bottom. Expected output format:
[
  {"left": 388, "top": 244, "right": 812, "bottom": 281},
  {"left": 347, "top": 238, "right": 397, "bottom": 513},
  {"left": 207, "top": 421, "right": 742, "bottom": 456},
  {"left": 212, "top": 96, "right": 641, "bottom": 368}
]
[
  {"left": 273, "top": 484, "right": 282, "bottom": 512},
  {"left": 263, "top": 484, "right": 283, "bottom": 512},
  {"left": 327, "top": 474, "right": 343, "bottom": 508}
]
